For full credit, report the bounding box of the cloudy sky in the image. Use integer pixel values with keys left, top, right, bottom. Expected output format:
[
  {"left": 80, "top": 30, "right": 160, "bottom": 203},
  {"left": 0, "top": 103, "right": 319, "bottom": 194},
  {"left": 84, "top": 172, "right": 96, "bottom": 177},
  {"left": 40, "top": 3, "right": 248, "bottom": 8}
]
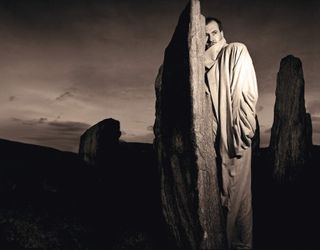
[{"left": 0, "top": 0, "right": 319, "bottom": 152}]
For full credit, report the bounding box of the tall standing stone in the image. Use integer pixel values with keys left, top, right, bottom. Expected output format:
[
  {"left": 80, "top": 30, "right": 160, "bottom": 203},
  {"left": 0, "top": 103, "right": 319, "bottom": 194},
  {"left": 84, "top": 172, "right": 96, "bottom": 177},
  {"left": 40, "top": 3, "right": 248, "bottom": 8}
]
[
  {"left": 154, "top": 1, "right": 226, "bottom": 249},
  {"left": 269, "top": 55, "right": 312, "bottom": 182}
]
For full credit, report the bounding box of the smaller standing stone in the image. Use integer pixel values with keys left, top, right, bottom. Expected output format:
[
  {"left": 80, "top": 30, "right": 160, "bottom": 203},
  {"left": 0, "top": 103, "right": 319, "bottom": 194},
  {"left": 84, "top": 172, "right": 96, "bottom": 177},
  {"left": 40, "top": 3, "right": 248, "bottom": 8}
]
[
  {"left": 79, "top": 118, "right": 121, "bottom": 167},
  {"left": 269, "top": 55, "right": 312, "bottom": 182}
]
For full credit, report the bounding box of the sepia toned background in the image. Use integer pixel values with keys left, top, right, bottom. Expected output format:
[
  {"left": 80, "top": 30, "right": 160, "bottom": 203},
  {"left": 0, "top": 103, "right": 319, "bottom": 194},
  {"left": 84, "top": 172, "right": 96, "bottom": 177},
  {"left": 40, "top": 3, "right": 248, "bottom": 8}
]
[{"left": 0, "top": 0, "right": 319, "bottom": 152}]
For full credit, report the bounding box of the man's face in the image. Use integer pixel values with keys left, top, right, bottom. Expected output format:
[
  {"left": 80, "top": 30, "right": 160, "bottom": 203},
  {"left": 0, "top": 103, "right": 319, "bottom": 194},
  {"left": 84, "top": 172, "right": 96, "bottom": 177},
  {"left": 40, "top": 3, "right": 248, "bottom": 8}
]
[{"left": 205, "top": 21, "right": 224, "bottom": 49}]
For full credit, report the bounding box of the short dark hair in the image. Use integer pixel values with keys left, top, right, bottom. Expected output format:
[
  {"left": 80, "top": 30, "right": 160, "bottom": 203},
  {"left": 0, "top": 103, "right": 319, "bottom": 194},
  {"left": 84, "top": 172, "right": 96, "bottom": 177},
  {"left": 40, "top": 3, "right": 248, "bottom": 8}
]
[{"left": 205, "top": 17, "right": 223, "bottom": 31}]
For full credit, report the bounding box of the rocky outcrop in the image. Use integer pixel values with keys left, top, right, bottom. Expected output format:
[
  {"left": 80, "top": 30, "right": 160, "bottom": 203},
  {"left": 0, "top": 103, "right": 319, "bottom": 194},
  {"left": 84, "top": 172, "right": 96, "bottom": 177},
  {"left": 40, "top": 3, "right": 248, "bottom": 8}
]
[
  {"left": 154, "top": 1, "right": 226, "bottom": 249},
  {"left": 269, "top": 55, "right": 312, "bottom": 182},
  {"left": 79, "top": 118, "right": 121, "bottom": 167}
]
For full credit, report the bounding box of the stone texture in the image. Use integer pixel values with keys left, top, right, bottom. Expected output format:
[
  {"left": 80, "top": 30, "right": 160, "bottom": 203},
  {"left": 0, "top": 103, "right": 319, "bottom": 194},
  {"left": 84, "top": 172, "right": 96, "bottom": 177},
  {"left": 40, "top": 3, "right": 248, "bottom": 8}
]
[
  {"left": 79, "top": 118, "right": 121, "bottom": 167},
  {"left": 269, "top": 55, "right": 312, "bottom": 182},
  {"left": 154, "top": 1, "right": 226, "bottom": 249}
]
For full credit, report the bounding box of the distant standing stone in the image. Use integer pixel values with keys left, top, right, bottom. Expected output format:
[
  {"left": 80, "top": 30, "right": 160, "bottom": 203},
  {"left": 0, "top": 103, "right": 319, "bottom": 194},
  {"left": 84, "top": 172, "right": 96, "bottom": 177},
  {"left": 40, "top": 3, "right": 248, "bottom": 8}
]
[
  {"left": 270, "top": 55, "right": 312, "bottom": 182},
  {"left": 79, "top": 118, "right": 121, "bottom": 167}
]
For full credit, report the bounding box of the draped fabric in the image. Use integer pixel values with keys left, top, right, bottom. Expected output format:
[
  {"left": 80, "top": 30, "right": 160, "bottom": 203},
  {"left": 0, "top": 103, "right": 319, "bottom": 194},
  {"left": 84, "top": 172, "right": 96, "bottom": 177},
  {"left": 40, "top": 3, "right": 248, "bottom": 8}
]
[
  {"left": 205, "top": 39, "right": 258, "bottom": 197},
  {"left": 205, "top": 39, "right": 258, "bottom": 160},
  {"left": 205, "top": 39, "right": 258, "bottom": 249}
]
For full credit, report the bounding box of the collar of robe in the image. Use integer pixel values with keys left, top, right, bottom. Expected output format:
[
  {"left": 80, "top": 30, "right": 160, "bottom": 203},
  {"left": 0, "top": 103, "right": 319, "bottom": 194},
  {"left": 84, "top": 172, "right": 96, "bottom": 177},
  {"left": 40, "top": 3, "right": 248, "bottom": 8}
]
[{"left": 204, "top": 38, "right": 227, "bottom": 70}]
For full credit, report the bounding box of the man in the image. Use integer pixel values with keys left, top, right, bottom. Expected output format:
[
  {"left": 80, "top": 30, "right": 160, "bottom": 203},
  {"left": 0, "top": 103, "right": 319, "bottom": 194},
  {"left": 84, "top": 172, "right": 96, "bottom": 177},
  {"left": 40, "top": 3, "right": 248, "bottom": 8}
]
[{"left": 204, "top": 17, "right": 258, "bottom": 249}]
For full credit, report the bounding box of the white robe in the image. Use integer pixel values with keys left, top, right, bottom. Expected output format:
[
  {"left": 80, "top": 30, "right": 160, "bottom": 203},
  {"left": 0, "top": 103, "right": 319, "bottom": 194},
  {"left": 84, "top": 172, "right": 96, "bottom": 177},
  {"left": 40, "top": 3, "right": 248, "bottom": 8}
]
[{"left": 205, "top": 38, "right": 258, "bottom": 249}]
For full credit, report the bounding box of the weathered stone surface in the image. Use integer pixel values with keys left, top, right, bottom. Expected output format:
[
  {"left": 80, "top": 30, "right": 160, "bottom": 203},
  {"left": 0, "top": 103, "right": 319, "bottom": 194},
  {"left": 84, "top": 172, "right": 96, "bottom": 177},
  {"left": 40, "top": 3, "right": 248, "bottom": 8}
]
[
  {"left": 269, "top": 55, "right": 312, "bottom": 182},
  {"left": 79, "top": 118, "right": 121, "bottom": 167},
  {"left": 154, "top": 1, "right": 226, "bottom": 249}
]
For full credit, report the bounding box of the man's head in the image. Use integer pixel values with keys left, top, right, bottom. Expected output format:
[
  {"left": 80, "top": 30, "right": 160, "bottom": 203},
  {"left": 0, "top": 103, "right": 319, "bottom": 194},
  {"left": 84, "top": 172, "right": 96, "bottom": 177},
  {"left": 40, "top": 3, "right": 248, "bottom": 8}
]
[{"left": 205, "top": 17, "right": 224, "bottom": 49}]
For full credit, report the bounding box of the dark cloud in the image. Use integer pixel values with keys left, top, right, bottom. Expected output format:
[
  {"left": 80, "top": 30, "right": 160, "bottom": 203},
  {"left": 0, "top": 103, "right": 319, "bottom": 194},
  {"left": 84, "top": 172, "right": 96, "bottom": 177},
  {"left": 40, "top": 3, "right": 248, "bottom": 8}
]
[
  {"left": 7, "top": 118, "right": 90, "bottom": 152},
  {"left": 47, "top": 121, "right": 90, "bottom": 133},
  {"left": 38, "top": 117, "right": 48, "bottom": 124},
  {"left": 12, "top": 117, "right": 48, "bottom": 125},
  {"left": 55, "top": 91, "right": 74, "bottom": 101},
  {"left": 0, "top": 0, "right": 185, "bottom": 46},
  {"left": 11, "top": 117, "right": 21, "bottom": 122}
]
